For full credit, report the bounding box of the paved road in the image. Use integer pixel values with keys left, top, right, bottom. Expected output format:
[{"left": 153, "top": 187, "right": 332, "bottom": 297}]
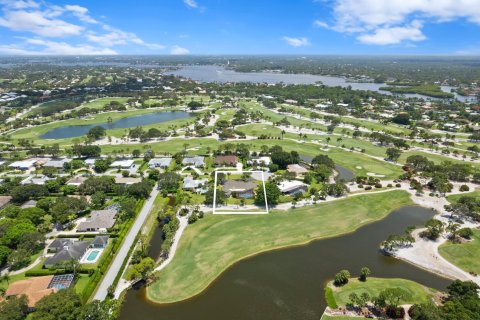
[{"left": 94, "top": 187, "right": 159, "bottom": 301}]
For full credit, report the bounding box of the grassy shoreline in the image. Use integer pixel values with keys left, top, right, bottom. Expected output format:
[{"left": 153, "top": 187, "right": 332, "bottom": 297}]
[{"left": 146, "top": 190, "right": 413, "bottom": 304}]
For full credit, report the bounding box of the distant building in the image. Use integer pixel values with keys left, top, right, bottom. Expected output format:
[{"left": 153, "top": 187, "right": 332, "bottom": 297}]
[
  {"left": 77, "top": 209, "right": 117, "bottom": 233},
  {"left": 247, "top": 157, "right": 271, "bottom": 167},
  {"left": 66, "top": 175, "right": 88, "bottom": 187},
  {"left": 20, "top": 199, "right": 37, "bottom": 209}
]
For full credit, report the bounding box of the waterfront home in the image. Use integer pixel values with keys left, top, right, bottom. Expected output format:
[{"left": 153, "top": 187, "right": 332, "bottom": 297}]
[
  {"left": 44, "top": 240, "right": 91, "bottom": 268},
  {"left": 287, "top": 164, "right": 309, "bottom": 177},
  {"left": 278, "top": 180, "right": 307, "bottom": 195},
  {"left": 223, "top": 179, "right": 257, "bottom": 199},
  {"left": 76, "top": 209, "right": 117, "bottom": 233}
]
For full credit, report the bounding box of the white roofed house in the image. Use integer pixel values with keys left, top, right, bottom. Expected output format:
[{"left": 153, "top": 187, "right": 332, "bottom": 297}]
[
  {"left": 278, "top": 180, "right": 308, "bottom": 196},
  {"left": 182, "top": 156, "right": 205, "bottom": 168},
  {"left": 247, "top": 156, "right": 271, "bottom": 167},
  {"left": 182, "top": 176, "right": 208, "bottom": 193},
  {"left": 110, "top": 159, "right": 135, "bottom": 169},
  {"left": 148, "top": 157, "right": 173, "bottom": 169},
  {"left": 8, "top": 159, "right": 38, "bottom": 171},
  {"left": 43, "top": 158, "right": 72, "bottom": 173},
  {"left": 21, "top": 175, "right": 50, "bottom": 185}
]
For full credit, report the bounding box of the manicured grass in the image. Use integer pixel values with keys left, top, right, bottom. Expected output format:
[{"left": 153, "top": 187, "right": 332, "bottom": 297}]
[
  {"left": 80, "top": 97, "right": 128, "bottom": 110},
  {"left": 146, "top": 190, "right": 413, "bottom": 303},
  {"left": 399, "top": 150, "right": 480, "bottom": 169},
  {"left": 75, "top": 274, "right": 91, "bottom": 294},
  {"left": 439, "top": 229, "right": 480, "bottom": 275},
  {"left": 330, "top": 277, "right": 436, "bottom": 307},
  {"left": 447, "top": 189, "right": 480, "bottom": 203}
]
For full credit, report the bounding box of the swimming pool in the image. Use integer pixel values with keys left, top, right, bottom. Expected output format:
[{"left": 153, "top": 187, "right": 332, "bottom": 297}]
[{"left": 80, "top": 248, "right": 103, "bottom": 264}]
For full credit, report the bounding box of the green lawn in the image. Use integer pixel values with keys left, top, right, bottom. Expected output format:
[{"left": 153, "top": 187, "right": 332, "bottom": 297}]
[
  {"left": 399, "top": 150, "right": 479, "bottom": 169},
  {"left": 330, "top": 277, "right": 436, "bottom": 307},
  {"left": 147, "top": 190, "right": 413, "bottom": 303},
  {"left": 447, "top": 189, "right": 480, "bottom": 203},
  {"left": 439, "top": 229, "right": 480, "bottom": 275},
  {"left": 80, "top": 97, "right": 128, "bottom": 110}
]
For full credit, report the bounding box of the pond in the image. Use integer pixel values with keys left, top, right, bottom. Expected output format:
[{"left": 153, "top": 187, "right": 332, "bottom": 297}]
[
  {"left": 168, "top": 65, "right": 476, "bottom": 102},
  {"left": 119, "top": 205, "right": 451, "bottom": 320},
  {"left": 335, "top": 165, "right": 355, "bottom": 182},
  {"left": 40, "top": 111, "right": 193, "bottom": 139}
]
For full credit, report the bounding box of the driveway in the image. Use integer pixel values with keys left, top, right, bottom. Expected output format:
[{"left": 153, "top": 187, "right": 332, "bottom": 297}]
[{"left": 93, "top": 187, "right": 159, "bottom": 301}]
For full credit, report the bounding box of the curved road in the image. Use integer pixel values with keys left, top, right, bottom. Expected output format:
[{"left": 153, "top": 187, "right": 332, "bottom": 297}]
[{"left": 93, "top": 187, "right": 159, "bottom": 301}]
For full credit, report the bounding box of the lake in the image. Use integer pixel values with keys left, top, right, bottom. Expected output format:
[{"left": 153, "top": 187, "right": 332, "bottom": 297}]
[
  {"left": 119, "top": 205, "right": 451, "bottom": 320},
  {"left": 40, "top": 111, "right": 192, "bottom": 139},
  {"left": 168, "top": 65, "right": 476, "bottom": 102}
]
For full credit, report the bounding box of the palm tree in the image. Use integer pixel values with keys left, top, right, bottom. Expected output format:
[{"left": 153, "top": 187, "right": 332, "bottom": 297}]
[
  {"left": 281, "top": 130, "right": 286, "bottom": 140},
  {"left": 326, "top": 137, "right": 331, "bottom": 146},
  {"left": 1, "top": 272, "right": 10, "bottom": 286}
]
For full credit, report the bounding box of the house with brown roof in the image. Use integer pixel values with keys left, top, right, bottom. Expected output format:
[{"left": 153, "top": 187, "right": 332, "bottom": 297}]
[
  {"left": 76, "top": 209, "right": 117, "bottom": 232},
  {"left": 223, "top": 179, "right": 257, "bottom": 199},
  {"left": 4, "top": 276, "right": 56, "bottom": 309},
  {"left": 214, "top": 155, "right": 239, "bottom": 166},
  {"left": 0, "top": 195, "right": 12, "bottom": 209},
  {"left": 287, "top": 164, "right": 309, "bottom": 177}
]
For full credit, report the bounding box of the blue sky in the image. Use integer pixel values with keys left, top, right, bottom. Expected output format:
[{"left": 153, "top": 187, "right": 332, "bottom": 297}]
[{"left": 0, "top": 0, "right": 479, "bottom": 55}]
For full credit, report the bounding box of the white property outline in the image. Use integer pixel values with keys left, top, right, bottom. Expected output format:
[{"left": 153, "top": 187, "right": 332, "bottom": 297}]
[{"left": 213, "top": 170, "right": 269, "bottom": 214}]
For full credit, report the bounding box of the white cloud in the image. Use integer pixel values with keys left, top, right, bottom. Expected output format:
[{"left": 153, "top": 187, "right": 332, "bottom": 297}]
[
  {"left": 0, "top": 1, "right": 166, "bottom": 54},
  {"left": 357, "top": 21, "right": 426, "bottom": 45},
  {"left": 183, "top": 0, "right": 198, "bottom": 8},
  {"left": 64, "top": 4, "right": 97, "bottom": 24},
  {"left": 316, "top": 0, "right": 480, "bottom": 45},
  {"left": 283, "top": 36, "right": 309, "bottom": 47},
  {"left": 313, "top": 20, "right": 329, "bottom": 28},
  {"left": 0, "top": 9, "right": 84, "bottom": 37},
  {"left": 170, "top": 45, "right": 190, "bottom": 55}
]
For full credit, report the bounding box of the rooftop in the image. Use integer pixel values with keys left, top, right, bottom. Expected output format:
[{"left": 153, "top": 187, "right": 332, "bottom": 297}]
[{"left": 5, "top": 276, "right": 56, "bottom": 308}]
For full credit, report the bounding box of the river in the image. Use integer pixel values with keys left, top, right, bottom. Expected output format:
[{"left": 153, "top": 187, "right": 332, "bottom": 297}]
[
  {"left": 119, "top": 205, "right": 451, "bottom": 320},
  {"left": 40, "top": 111, "right": 192, "bottom": 139},
  {"left": 168, "top": 65, "right": 476, "bottom": 103}
]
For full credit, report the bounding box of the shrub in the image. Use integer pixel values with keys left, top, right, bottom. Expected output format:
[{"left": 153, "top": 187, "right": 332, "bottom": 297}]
[
  {"left": 324, "top": 287, "right": 338, "bottom": 309},
  {"left": 387, "top": 184, "right": 392, "bottom": 188},
  {"left": 458, "top": 228, "right": 474, "bottom": 239},
  {"left": 459, "top": 185, "right": 470, "bottom": 192},
  {"left": 375, "top": 183, "right": 382, "bottom": 188},
  {"left": 365, "top": 186, "right": 372, "bottom": 190},
  {"left": 385, "top": 305, "right": 405, "bottom": 319},
  {"left": 395, "top": 183, "right": 401, "bottom": 188}
]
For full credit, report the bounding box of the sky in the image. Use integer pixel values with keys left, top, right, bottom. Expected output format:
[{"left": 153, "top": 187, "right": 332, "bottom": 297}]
[{"left": 0, "top": 0, "right": 480, "bottom": 55}]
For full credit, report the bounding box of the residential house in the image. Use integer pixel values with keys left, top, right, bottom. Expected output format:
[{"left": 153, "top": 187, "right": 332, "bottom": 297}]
[
  {"left": 182, "top": 176, "right": 208, "bottom": 193},
  {"left": 247, "top": 156, "right": 271, "bottom": 167},
  {"left": 4, "top": 276, "right": 56, "bottom": 309},
  {"left": 66, "top": 175, "right": 88, "bottom": 187},
  {"left": 110, "top": 159, "right": 135, "bottom": 169},
  {"left": 48, "top": 239, "right": 74, "bottom": 253},
  {"left": 76, "top": 209, "right": 117, "bottom": 232},
  {"left": 223, "top": 179, "right": 257, "bottom": 199},
  {"left": 21, "top": 200, "right": 37, "bottom": 209},
  {"left": 114, "top": 177, "right": 142, "bottom": 185},
  {"left": 21, "top": 175, "right": 50, "bottom": 185},
  {"left": 148, "top": 157, "right": 173, "bottom": 169},
  {"left": 214, "top": 155, "right": 238, "bottom": 167},
  {"left": 278, "top": 180, "right": 307, "bottom": 196},
  {"left": 0, "top": 196, "right": 12, "bottom": 209},
  {"left": 182, "top": 156, "right": 205, "bottom": 168},
  {"left": 8, "top": 159, "right": 38, "bottom": 171},
  {"left": 43, "top": 158, "right": 72, "bottom": 173},
  {"left": 43, "top": 240, "right": 90, "bottom": 268},
  {"left": 91, "top": 235, "right": 109, "bottom": 248},
  {"left": 287, "top": 164, "right": 309, "bottom": 177}
]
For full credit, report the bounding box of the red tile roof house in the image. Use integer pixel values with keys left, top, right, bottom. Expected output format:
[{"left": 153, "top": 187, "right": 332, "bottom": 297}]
[{"left": 214, "top": 155, "right": 239, "bottom": 167}]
